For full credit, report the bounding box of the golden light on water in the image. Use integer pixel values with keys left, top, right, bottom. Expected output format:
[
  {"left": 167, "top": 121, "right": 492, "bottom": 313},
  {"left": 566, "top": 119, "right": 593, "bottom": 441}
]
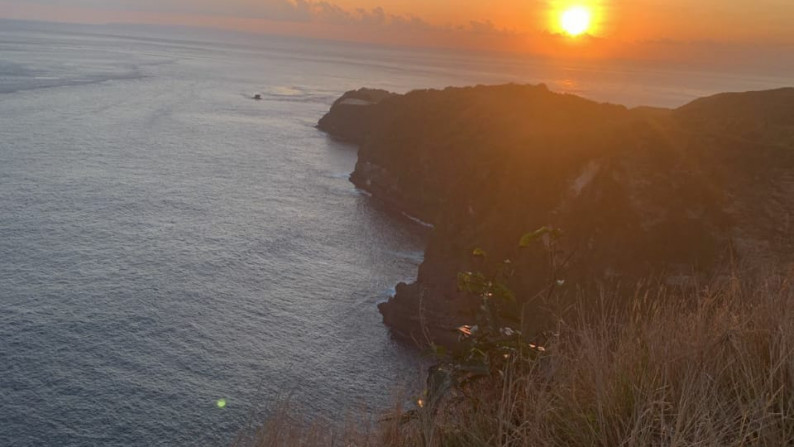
[{"left": 561, "top": 6, "right": 592, "bottom": 36}]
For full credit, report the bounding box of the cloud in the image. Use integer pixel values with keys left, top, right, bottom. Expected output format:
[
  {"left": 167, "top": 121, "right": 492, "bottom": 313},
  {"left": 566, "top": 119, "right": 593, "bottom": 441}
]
[
  {"left": 356, "top": 7, "right": 386, "bottom": 27},
  {"left": 5, "top": 0, "right": 512, "bottom": 35},
  {"left": 462, "top": 20, "right": 517, "bottom": 36},
  {"left": 293, "top": 1, "right": 435, "bottom": 32}
]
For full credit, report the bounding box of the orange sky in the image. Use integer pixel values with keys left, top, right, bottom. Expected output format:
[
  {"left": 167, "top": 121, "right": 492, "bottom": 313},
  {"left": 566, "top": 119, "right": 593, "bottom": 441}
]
[
  {"left": 359, "top": 0, "right": 794, "bottom": 41},
  {"left": 2, "top": 0, "right": 794, "bottom": 62}
]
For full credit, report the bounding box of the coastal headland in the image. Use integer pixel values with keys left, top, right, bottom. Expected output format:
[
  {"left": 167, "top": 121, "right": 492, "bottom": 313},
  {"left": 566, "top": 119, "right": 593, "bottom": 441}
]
[{"left": 319, "top": 84, "right": 794, "bottom": 346}]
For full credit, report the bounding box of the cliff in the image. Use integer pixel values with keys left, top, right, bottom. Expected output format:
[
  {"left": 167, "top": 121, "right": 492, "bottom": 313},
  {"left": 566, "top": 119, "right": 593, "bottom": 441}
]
[
  {"left": 318, "top": 84, "right": 794, "bottom": 346},
  {"left": 317, "top": 88, "right": 396, "bottom": 143}
]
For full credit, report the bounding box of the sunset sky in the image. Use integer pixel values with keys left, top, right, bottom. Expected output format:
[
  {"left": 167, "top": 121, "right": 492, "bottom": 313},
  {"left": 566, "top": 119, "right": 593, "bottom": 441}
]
[{"left": 2, "top": 0, "right": 794, "bottom": 62}]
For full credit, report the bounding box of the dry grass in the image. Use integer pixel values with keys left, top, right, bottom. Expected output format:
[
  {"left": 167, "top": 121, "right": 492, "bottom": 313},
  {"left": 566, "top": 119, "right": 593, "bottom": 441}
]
[{"left": 240, "top": 274, "right": 794, "bottom": 446}]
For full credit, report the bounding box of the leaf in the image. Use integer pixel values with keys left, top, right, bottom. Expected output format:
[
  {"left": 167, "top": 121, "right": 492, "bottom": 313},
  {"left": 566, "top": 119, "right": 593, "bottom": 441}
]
[
  {"left": 457, "top": 271, "right": 487, "bottom": 294},
  {"left": 457, "top": 272, "right": 473, "bottom": 291},
  {"left": 492, "top": 282, "right": 516, "bottom": 303},
  {"left": 472, "top": 248, "right": 487, "bottom": 258},
  {"left": 469, "top": 347, "right": 489, "bottom": 360},
  {"left": 519, "top": 226, "right": 552, "bottom": 248}
]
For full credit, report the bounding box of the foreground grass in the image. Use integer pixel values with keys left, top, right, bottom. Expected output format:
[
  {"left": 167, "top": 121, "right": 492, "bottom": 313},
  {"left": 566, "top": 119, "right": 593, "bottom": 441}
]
[{"left": 238, "top": 274, "right": 794, "bottom": 446}]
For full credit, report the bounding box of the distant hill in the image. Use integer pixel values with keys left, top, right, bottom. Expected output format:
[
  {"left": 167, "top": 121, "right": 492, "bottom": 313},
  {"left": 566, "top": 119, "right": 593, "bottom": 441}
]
[{"left": 319, "top": 84, "right": 794, "bottom": 345}]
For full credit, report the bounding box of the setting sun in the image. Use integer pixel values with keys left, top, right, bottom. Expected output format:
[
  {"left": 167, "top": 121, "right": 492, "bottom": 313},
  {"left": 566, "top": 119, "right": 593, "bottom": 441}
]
[{"left": 560, "top": 6, "right": 592, "bottom": 36}]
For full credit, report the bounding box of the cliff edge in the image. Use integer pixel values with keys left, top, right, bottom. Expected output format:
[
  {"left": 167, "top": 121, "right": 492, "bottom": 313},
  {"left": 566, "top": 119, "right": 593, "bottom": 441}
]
[{"left": 319, "top": 84, "right": 794, "bottom": 346}]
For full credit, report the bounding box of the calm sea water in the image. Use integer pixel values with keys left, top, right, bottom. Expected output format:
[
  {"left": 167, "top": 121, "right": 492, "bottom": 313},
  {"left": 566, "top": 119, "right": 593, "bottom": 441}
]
[{"left": 1, "top": 20, "right": 791, "bottom": 446}]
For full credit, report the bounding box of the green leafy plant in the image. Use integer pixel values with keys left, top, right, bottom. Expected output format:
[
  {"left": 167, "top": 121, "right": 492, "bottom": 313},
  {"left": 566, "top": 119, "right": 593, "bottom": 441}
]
[{"left": 413, "top": 227, "right": 564, "bottom": 431}]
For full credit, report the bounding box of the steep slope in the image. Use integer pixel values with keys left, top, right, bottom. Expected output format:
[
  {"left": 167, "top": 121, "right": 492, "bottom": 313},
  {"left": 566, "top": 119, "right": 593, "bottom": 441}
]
[{"left": 319, "top": 85, "right": 794, "bottom": 345}]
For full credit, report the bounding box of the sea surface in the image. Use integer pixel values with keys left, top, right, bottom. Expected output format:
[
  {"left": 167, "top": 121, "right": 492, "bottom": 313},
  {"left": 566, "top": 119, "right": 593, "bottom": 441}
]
[{"left": 1, "top": 20, "right": 792, "bottom": 446}]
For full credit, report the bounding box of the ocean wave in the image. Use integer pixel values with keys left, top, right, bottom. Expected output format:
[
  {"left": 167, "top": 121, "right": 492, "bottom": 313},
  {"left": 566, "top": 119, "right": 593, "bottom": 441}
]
[
  {"left": 0, "top": 71, "right": 146, "bottom": 95},
  {"left": 401, "top": 212, "right": 434, "bottom": 229},
  {"left": 250, "top": 85, "right": 339, "bottom": 104}
]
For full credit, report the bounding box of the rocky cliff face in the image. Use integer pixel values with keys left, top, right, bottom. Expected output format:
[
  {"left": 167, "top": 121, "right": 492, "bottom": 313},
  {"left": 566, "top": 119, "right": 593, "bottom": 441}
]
[{"left": 319, "top": 84, "right": 794, "bottom": 346}]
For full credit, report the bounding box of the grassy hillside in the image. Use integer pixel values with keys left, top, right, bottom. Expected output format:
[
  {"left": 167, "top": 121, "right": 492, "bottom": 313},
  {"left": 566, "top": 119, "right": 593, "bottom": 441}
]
[{"left": 238, "top": 273, "right": 794, "bottom": 446}]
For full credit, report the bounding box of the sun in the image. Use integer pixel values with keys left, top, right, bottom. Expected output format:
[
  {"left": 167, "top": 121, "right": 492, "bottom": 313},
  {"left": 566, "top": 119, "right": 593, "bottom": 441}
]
[{"left": 560, "top": 6, "right": 592, "bottom": 36}]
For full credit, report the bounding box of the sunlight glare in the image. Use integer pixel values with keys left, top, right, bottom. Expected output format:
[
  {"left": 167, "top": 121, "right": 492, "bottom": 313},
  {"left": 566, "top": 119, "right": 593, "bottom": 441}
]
[{"left": 561, "top": 6, "right": 592, "bottom": 36}]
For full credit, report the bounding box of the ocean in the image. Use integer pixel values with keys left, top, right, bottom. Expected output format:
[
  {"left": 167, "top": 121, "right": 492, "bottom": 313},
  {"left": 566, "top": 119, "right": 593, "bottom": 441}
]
[{"left": 1, "top": 20, "right": 791, "bottom": 446}]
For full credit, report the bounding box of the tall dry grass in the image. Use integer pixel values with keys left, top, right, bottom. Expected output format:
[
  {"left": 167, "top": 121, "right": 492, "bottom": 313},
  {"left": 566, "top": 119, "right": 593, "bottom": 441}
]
[{"left": 240, "top": 274, "right": 794, "bottom": 446}]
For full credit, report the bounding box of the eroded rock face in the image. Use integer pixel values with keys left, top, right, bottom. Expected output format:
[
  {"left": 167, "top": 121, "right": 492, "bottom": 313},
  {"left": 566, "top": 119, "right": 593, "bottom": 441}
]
[{"left": 319, "top": 84, "right": 794, "bottom": 346}]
